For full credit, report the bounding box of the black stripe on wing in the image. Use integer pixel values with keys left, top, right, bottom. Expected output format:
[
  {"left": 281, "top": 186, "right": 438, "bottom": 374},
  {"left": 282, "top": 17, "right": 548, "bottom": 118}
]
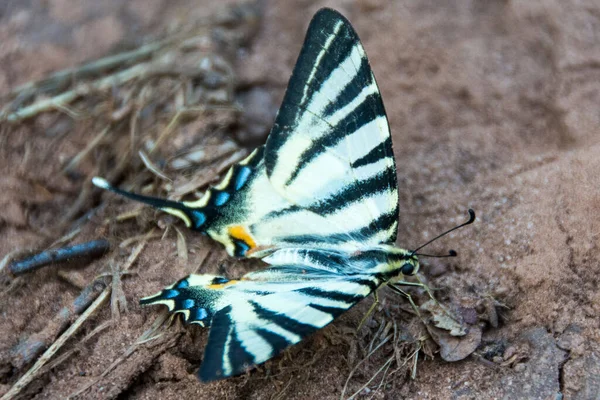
[
  {"left": 309, "top": 303, "right": 348, "bottom": 318},
  {"left": 262, "top": 8, "right": 399, "bottom": 244},
  {"left": 197, "top": 277, "right": 375, "bottom": 381},
  {"left": 306, "top": 170, "right": 394, "bottom": 215},
  {"left": 199, "top": 300, "right": 322, "bottom": 382},
  {"left": 297, "top": 287, "right": 363, "bottom": 304},
  {"left": 265, "top": 8, "right": 362, "bottom": 175},
  {"left": 250, "top": 300, "right": 319, "bottom": 337},
  {"left": 284, "top": 93, "right": 387, "bottom": 186},
  {"left": 200, "top": 305, "right": 234, "bottom": 381},
  {"left": 267, "top": 210, "right": 398, "bottom": 246},
  {"left": 321, "top": 55, "right": 370, "bottom": 117},
  {"left": 351, "top": 136, "right": 393, "bottom": 169}
]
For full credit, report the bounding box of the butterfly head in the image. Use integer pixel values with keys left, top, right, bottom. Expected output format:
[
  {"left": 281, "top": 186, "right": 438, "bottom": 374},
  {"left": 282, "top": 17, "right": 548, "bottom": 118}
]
[
  {"left": 400, "top": 257, "right": 419, "bottom": 276},
  {"left": 385, "top": 248, "right": 420, "bottom": 280},
  {"left": 387, "top": 209, "right": 476, "bottom": 282}
]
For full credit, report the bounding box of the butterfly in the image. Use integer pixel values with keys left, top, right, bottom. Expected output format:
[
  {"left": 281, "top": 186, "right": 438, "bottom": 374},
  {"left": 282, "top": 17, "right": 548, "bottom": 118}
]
[{"left": 93, "top": 8, "right": 474, "bottom": 382}]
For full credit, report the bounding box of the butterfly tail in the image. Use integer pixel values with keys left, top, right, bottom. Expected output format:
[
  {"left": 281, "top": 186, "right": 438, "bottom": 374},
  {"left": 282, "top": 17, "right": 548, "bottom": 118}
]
[{"left": 92, "top": 177, "right": 209, "bottom": 231}]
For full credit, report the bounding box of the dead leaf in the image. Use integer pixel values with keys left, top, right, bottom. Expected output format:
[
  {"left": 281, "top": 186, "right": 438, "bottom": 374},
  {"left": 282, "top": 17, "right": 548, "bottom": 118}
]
[
  {"left": 428, "top": 324, "right": 482, "bottom": 362},
  {"left": 420, "top": 299, "right": 468, "bottom": 336}
]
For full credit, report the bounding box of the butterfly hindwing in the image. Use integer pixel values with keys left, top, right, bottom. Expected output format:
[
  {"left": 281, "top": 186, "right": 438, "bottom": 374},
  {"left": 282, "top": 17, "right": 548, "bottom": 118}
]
[
  {"left": 141, "top": 262, "right": 377, "bottom": 382},
  {"left": 201, "top": 274, "right": 379, "bottom": 381}
]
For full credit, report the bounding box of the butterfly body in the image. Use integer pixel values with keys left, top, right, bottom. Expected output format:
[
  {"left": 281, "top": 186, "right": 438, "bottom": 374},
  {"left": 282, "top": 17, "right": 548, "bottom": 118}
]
[{"left": 93, "top": 8, "right": 422, "bottom": 381}]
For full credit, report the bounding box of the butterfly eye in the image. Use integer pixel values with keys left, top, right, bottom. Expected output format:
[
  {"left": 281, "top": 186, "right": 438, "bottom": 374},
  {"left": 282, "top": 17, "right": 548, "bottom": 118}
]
[{"left": 400, "top": 263, "right": 415, "bottom": 276}]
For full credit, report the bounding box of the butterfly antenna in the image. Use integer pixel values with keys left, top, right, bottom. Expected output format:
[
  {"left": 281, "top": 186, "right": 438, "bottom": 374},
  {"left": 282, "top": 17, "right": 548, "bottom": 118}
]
[
  {"left": 415, "top": 250, "right": 457, "bottom": 258},
  {"left": 410, "top": 209, "right": 475, "bottom": 257}
]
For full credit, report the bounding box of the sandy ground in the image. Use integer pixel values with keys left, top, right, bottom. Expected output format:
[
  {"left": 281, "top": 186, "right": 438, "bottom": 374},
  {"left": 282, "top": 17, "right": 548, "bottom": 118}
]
[{"left": 1, "top": 0, "right": 600, "bottom": 399}]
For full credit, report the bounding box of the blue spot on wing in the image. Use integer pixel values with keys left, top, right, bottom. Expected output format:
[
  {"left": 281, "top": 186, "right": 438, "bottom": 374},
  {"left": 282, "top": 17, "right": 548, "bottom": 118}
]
[
  {"left": 163, "top": 289, "right": 179, "bottom": 299},
  {"left": 233, "top": 240, "right": 250, "bottom": 257},
  {"left": 194, "top": 308, "right": 208, "bottom": 320},
  {"left": 191, "top": 211, "right": 207, "bottom": 228},
  {"left": 174, "top": 278, "right": 189, "bottom": 289},
  {"left": 213, "top": 192, "right": 230, "bottom": 206},
  {"left": 235, "top": 166, "right": 252, "bottom": 190},
  {"left": 182, "top": 299, "right": 195, "bottom": 309}
]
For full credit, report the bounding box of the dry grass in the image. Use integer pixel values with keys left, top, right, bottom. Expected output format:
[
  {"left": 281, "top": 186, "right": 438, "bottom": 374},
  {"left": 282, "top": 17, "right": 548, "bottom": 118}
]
[{"left": 0, "top": 3, "right": 262, "bottom": 398}]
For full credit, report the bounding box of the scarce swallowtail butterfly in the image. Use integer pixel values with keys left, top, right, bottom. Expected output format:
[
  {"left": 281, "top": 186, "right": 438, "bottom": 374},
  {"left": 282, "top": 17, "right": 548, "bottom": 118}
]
[{"left": 93, "top": 8, "right": 473, "bottom": 381}]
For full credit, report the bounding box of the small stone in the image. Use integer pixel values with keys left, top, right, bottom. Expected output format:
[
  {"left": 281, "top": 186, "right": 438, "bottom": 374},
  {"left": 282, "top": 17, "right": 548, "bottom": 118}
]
[
  {"left": 503, "top": 346, "right": 517, "bottom": 361},
  {"left": 235, "top": 87, "right": 276, "bottom": 145},
  {"left": 459, "top": 307, "right": 478, "bottom": 325},
  {"left": 514, "top": 363, "right": 526, "bottom": 373},
  {"left": 556, "top": 324, "right": 585, "bottom": 355}
]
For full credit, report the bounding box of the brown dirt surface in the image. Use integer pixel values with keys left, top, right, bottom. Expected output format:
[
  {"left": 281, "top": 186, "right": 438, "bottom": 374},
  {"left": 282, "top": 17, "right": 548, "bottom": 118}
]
[{"left": 1, "top": 0, "right": 600, "bottom": 399}]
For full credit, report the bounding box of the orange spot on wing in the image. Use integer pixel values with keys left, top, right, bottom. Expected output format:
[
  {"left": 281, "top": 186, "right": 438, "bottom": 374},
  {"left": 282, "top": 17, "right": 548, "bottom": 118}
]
[{"left": 228, "top": 225, "right": 256, "bottom": 249}]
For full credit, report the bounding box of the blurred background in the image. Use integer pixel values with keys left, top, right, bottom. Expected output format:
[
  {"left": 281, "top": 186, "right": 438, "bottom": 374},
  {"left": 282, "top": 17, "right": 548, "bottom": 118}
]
[{"left": 1, "top": 1, "right": 599, "bottom": 399}]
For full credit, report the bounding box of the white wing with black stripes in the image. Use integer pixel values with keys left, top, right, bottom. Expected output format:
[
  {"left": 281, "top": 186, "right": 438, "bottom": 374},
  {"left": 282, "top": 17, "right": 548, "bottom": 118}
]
[
  {"left": 93, "top": 7, "right": 399, "bottom": 256},
  {"left": 265, "top": 8, "right": 398, "bottom": 231},
  {"left": 140, "top": 256, "right": 381, "bottom": 381}
]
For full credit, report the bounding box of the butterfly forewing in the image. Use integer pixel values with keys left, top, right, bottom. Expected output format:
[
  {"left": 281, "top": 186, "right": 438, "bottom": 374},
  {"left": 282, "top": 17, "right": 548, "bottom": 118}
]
[{"left": 265, "top": 8, "right": 399, "bottom": 244}]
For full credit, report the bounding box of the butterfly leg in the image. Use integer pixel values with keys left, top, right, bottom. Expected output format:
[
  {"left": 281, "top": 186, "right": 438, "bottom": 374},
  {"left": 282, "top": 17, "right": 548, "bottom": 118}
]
[
  {"left": 387, "top": 284, "right": 423, "bottom": 319},
  {"left": 395, "top": 278, "right": 438, "bottom": 303},
  {"left": 357, "top": 290, "right": 379, "bottom": 331}
]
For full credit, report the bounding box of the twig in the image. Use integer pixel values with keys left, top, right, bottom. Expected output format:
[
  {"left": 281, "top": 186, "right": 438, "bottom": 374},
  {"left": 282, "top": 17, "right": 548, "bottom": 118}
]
[
  {"left": 1, "top": 282, "right": 110, "bottom": 400},
  {"left": 149, "top": 108, "right": 184, "bottom": 155},
  {"left": 39, "top": 320, "right": 113, "bottom": 375},
  {"left": 0, "top": 249, "right": 30, "bottom": 276},
  {"left": 341, "top": 334, "right": 393, "bottom": 400},
  {"left": 169, "top": 135, "right": 239, "bottom": 170},
  {"left": 138, "top": 150, "right": 172, "bottom": 182},
  {"left": 109, "top": 261, "right": 128, "bottom": 321},
  {"left": 118, "top": 232, "right": 162, "bottom": 248},
  {"left": 271, "top": 376, "right": 294, "bottom": 400},
  {"left": 7, "top": 239, "right": 110, "bottom": 276},
  {"left": 351, "top": 357, "right": 393, "bottom": 400},
  {"left": 59, "top": 179, "right": 94, "bottom": 228},
  {"left": 3, "top": 63, "right": 148, "bottom": 123},
  {"left": 170, "top": 148, "right": 248, "bottom": 198},
  {"left": 49, "top": 228, "right": 82, "bottom": 249},
  {"left": 1, "top": 233, "right": 151, "bottom": 400},
  {"left": 6, "top": 40, "right": 171, "bottom": 99},
  {"left": 67, "top": 309, "right": 174, "bottom": 399},
  {"left": 62, "top": 126, "right": 111, "bottom": 174},
  {"left": 174, "top": 226, "right": 188, "bottom": 267},
  {"left": 11, "top": 278, "right": 107, "bottom": 369}
]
